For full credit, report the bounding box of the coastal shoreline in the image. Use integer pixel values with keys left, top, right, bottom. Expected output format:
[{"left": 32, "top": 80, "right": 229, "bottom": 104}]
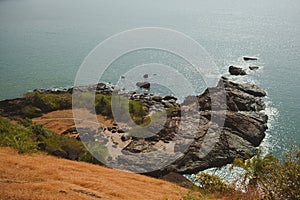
[{"left": 0, "top": 75, "right": 268, "bottom": 178}]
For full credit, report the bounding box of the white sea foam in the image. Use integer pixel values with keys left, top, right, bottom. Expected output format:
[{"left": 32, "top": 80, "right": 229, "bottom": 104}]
[{"left": 260, "top": 98, "right": 280, "bottom": 154}]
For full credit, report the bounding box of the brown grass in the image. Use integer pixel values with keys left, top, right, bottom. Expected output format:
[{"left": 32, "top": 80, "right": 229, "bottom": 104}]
[
  {"left": 6, "top": 110, "right": 256, "bottom": 200},
  {"left": 0, "top": 147, "right": 188, "bottom": 200},
  {"left": 32, "top": 109, "right": 114, "bottom": 134}
]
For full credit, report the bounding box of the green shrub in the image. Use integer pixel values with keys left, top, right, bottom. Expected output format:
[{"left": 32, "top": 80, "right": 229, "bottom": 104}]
[
  {"left": 128, "top": 99, "right": 147, "bottom": 124},
  {"left": 0, "top": 117, "right": 37, "bottom": 153},
  {"left": 24, "top": 92, "right": 71, "bottom": 112},
  {"left": 18, "top": 118, "right": 34, "bottom": 127},
  {"left": 231, "top": 149, "right": 277, "bottom": 187},
  {"left": 21, "top": 105, "right": 42, "bottom": 118},
  {"left": 81, "top": 142, "right": 108, "bottom": 164},
  {"left": 34, "top": 91, "right": 149, "bottom": 124},
  {"left": 95, "top": 94, "right": 113, "bottom": 117},
  {"left": 72, "top": 92, "right": 113, "bottom": 117},
  {"left": 231, "top": 147, "right": 300, "bottom": 199},
  {"left": 260, "top": 147, "right": 300, "bottom": 200},
  {"left": 0, "top": 116, "right": 106, "bottom": 165},
  {"left": 96, "top": 94, "right": 147, "bottom": 124},
  {"left": 194, "top": 172, "right": 234, "bottom": 194}
]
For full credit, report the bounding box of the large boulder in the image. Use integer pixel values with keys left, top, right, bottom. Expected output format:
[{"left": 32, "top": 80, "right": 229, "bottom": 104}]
[{"left": 229, "top": 66, "right": 247, "bottom": 76}]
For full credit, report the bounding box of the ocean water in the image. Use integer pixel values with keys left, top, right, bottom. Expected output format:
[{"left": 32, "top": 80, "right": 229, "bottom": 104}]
[{"left": 0, "top": 0, "right": 299, "bottom": 157}]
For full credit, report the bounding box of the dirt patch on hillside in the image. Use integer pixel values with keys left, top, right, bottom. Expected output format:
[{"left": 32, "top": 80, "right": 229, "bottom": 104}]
[{"left": 32, "top": 109, "right": 114, "bottom": 134}]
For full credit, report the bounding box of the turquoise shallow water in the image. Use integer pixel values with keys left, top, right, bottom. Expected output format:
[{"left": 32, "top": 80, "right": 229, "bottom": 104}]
[{"left": 0, "top": 0, "right": 299, "bottom": 156}]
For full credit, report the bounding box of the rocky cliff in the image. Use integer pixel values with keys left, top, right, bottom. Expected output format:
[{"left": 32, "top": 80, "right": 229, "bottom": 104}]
[
  {"left": 149, "top": 76, "right": 268, "bottom": 176},
  {"left": 0, "top": 76, "right": 268, "bottom": 177},
  {"left": 98, "top": 76, "right": 268, "bottom": 176}
]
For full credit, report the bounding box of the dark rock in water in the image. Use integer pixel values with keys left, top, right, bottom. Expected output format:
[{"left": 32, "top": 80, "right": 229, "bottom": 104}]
[
  {"left": 229, "top": 66, "right": 247, "bottom": 76},
  {"left": 221, "top": 78, "right": 267, "bottom": 97},
  {"left": 143, "top": 74, "right": 149, "bottom": 78},
  {"left": 249, "top": 66, "right": 259, "bottom": 70},
  {"left": 136, "top": 82, "right": 150, "bottom": 90},
  {"left": 163, "top": 96, "right": 177, "bottom": 101},
  {"left": 243, "top": 56, "right": 258, "bottom": 61}
]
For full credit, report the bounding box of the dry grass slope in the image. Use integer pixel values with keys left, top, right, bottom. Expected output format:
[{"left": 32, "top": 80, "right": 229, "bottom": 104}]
[{"left": 0, "top": 148, "right": 186, "bottom": 200}]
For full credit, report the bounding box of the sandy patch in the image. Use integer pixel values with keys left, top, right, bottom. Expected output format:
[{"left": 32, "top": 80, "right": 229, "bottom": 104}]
[{"left": 32, "top": 109, "right": 114, "bottom": 134}]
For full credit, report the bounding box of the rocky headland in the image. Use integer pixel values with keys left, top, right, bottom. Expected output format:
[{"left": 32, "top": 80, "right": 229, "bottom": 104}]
[{"left": 0, "top": 74, "right": 268, "bottom": 179}]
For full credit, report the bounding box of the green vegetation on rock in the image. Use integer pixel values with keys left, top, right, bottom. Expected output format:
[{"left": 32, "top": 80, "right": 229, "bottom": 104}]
[
  {"left": 0, "top": 116, "right": 105, "bottom": 165},
  {"left": 231, "top": 147, "right": 300, "bottom": 199},
  {"left": 0, "top": 117, "right": 37, "bottom": 153},
  {"left": 194, "top": 172, "right": 234, "bottom": 194},
  {"left": 21, "top": 105, "right": 42, "bottom": 118},
  {"left": 73, "top": 92, "right": 148, "bottom": 124},
  {"left": 24, "top": 91, "right": 72, "bottom": 113}
]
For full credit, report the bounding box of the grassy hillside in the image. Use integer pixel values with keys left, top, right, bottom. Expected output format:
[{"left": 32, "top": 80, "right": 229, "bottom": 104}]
[
  {"left": 0, "top": 148, "right": 187, "bottom": 200},
  {"left": 0, "top": 116, "right": 299, "bottom": 199},
  {"left": 0, "top": 116, "right": 102, "bottom": 164}
]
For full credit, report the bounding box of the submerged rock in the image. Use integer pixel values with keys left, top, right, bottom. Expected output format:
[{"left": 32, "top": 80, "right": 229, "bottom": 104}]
[
  {"left": 249, "top": 66, "right": 259, "bottom": 70},
  {"left": 136, "top": 82, "right": 150, "bottom": 90},
  {"left": 143, "top": 74, "right": 149, "bottom": 79}
]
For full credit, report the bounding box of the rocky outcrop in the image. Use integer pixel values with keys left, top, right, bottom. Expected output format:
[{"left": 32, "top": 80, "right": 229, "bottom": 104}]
[
  {"left": 147, "top": 77, "right": 267, "bottom": 176},
  {"left": 0, "top": 76, "right": 268, "bottom": 178},
  {"left": 243, "top": 56, "right": 258, "bottom": 61},
  {"left": 92, "top": 76, "right": 268, "bottom": 176},
  {"left": 229, "top": 66, "right": 247, "bottom": 76}
]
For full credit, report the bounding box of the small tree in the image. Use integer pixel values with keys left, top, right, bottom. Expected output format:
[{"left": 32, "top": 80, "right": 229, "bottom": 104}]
[{"left": 231, "top": 147, "right": 300, "bottom": 199}]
